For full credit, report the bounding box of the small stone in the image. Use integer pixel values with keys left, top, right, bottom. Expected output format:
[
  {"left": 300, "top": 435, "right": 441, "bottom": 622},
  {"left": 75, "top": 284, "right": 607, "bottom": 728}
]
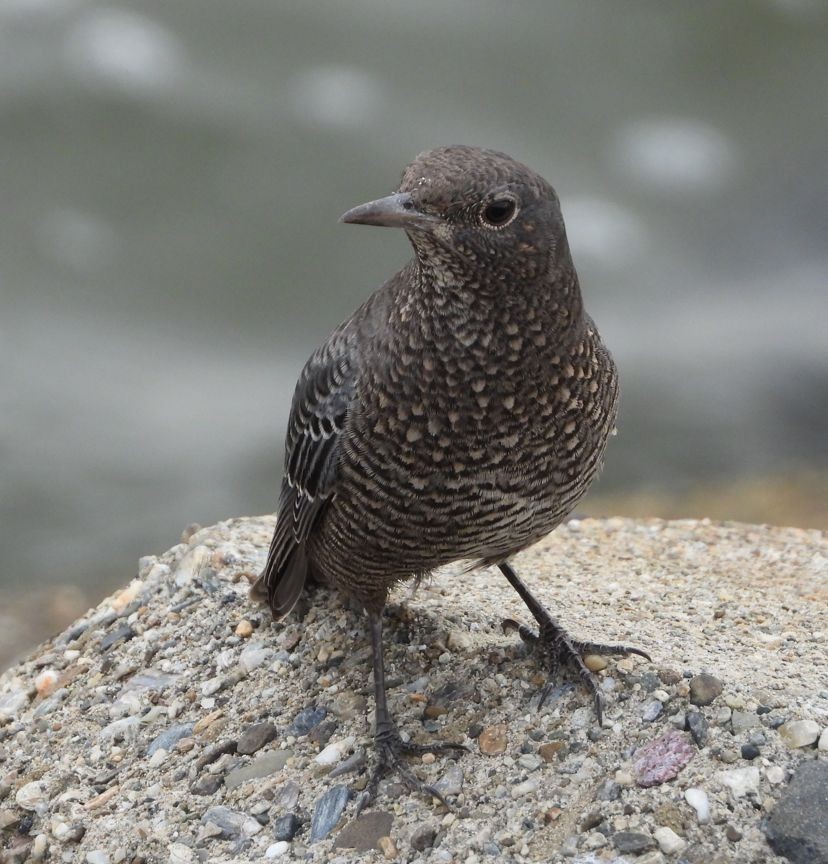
[
  {"left": 147, "top": 723, "right": 194, "bottom": 756},
  {"left": 315, "top": 737, "right": 355, "bottom": 768},
  {"left": 239, "top": 644, "right": 271, "bottom": 673},
  {"left": 613, "top": 831, "right": 655, "bottom": 855},
  {"left": 731, "top": 710, "right": 759, "bottom": 734},
  {"left": 717, "top": 766, "right": 760, "bottom": 798},
  {"left": 778, "top": 719, "right": 820, "bottom": 748},
  {"left": 168, "top": 843, "right": 194, "bottom": 864},
  {"left": 615, "top": 769, "right": 633, "bottom": 786},
  {"left": 235, "top": 619, "right": 254, "bottom": 638},
  {"left": 740, "top": 743, "right": 760, "bottom": 760},
  {"left": 100, "top": 624, "right": 135, "bottom": 653},
  {"left": 688, "top": 674, "right": 723, "bottom": 706},
  {"left": 642, "top": 700, "right": 663, "bottom": 722},
  {"left": 34, "top": 669, "right": 59, "bottom": 698},
  {"left": 291, "top": 706, "right": 327, "bottom": 736},
  {"left": 193, "top": 709, "right": 224, "bottom": 735},
  {"left": 237, "top": 722, "right": 278, "bottom": 755},
  {"left": 191, "top": 774, "right": 222, "bottom": 796},
  {"left": 686, "top": 711, "right": 709, "bottom": 747},
  {"left": 763, "top": 760, "right": 828, "bottom": 864},
  {"left": 310, "top": 785, "right": 349, "bottom": 842},
  {"left": 583, "top": 654, "right": 608, "bottom": 672},
  {"left": 633, "top": 729, "right": 695, "bottom": 787},
  {"left": 636, "top": 853, "right": 666, "bottom": 864},
  {"left": 725, "top": 825, "right": 742, "bottom": 842},
  {"left": 511, "top": 779, "right": 537, "bottom": 798},
  {"left": 478, "top": 724, "right": 507, "bottom": 755},
  {"left": 517, "top": 753, "right": 541, "bottom": 771},
  {"left": 538, "top": 741, "right": 566, "bottom": 762},
  {"left": 273, "top": 813, "right": 300, "bottom": 842},
  {"left": 410, "top": 823, "right": 438, "bottom": 851},
  {"left": 201, "top": 806, "right": 247, "bottom": 839},
  {"left": 378, "top": 836, "right": 398, "bottom": 859},
  {"left": 334, "top": 811, "right": 394, "bottom": 851},
  {"left": 434, "top": 765, "right": 464, "bottom": 797},
  {"left": 766, "top": 765, "right": 785, "bottom": 784},
  {"left": 658, "top": 667, "right": 682, "bottom": 685},
  {"left": 264, "top": 841, "right": 290, "bottom": 859},
  {"left": 225, "top": 750, "right": 291, "bottom": 791},
  {"left": 596, "top": 779, "right": 621, "bottom": 801},
  {"left": 86, "top": 853, "right": 110, "bottom": 864},
  {"left": 819, "top": 727, "right": 828, "bottom": 752},
  {"left": 684, "top": 787, "right": 710, "bottom": 824},
  {"left": 148, "top": 747, "right": 168, "bottom": 768},
  {"left": 654, "top": 826, "right": 686, "bottom": 855},
  {"left": 15, "top": 780, "right": 49, "bottom": 813},
  {"left": 582, "top": 831, "right": 607, "bottom": 850}
]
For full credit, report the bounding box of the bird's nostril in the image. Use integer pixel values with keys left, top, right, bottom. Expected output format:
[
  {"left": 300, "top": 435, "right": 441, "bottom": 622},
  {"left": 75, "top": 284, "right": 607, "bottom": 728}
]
[{"left": 402, "top": 200, "right": 413, "bottom": 210}]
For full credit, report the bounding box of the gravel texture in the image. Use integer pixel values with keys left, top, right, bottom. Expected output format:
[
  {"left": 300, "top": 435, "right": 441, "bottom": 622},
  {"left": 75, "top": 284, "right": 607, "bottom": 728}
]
[{"left": 0, "top": 515, "right": 826, "bottom": 863}]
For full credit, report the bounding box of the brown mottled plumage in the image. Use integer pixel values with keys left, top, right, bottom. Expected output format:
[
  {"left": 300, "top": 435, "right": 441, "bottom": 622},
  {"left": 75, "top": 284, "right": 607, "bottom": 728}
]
[{"left": 253, "top": 146, "right": 648, "bottom": 809}]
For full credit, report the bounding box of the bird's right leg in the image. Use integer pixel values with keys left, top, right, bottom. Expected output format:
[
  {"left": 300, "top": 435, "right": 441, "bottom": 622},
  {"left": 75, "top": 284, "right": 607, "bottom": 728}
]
[{"left": 354, "top": 609, "right": 466, "bottom": 815}]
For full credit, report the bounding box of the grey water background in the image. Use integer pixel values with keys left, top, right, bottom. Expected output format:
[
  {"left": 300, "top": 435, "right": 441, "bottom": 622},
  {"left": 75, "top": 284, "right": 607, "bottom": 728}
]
[{"left": 1, "top": 0, "right": 827, "bottom": 598}]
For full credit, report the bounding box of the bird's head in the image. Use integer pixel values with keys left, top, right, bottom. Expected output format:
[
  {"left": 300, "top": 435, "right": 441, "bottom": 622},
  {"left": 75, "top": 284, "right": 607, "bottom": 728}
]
[{"left": 340, "top": 145, "right": 571, "bottom": 290}]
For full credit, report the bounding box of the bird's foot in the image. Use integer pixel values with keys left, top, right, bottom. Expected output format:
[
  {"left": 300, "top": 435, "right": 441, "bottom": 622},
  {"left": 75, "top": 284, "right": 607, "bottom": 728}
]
[
  {"left": 354, "top": 723, "right": 466, "bottom": 816},
  {"left": 501, "top": 617, "right": 651, "bottom": 724}
]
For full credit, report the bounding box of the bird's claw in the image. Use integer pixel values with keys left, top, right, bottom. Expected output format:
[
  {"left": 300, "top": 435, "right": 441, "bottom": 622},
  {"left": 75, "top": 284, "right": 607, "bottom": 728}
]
[
  {"left": 505, "top": 618, "right": 650, "bottom": 725},
  {"left": 355, "top": 726, "right": 465, "bottom": 815}
]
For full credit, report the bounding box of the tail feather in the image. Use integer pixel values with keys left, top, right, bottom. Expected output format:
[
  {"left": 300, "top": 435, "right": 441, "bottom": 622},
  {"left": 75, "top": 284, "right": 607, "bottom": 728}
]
[{"left": 251, "top": 490, "right": 311, "bottom": 620}]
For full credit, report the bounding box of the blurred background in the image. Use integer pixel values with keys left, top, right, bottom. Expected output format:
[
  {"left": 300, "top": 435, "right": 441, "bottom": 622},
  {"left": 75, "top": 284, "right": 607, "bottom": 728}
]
[{"left": 1, "top": 0, "right": 826, "bottom": 669}]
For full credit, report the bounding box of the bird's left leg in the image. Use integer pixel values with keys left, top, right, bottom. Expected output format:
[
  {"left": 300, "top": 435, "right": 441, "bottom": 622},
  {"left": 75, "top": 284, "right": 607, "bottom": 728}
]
[
  {"left": 498, "top": 561, "right": 650, "bottom": 723},
  {"left": 355, "top": 608, "right": 466, "bottom": 815}
]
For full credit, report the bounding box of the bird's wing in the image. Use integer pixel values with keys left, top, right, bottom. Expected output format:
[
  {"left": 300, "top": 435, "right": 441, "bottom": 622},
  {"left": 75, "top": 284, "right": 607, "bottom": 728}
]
[{"left": 253, "top": 328, "right": 359, "bottom": 619}]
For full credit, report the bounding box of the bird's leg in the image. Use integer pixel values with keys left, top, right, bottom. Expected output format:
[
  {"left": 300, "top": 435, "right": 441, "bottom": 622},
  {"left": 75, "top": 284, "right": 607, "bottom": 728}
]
[
  {"left": 354, "top": 609, "right": 466, "bottom": 815},
  {"left": 498, "top": 561, "right": 650, "bottom": 724}
]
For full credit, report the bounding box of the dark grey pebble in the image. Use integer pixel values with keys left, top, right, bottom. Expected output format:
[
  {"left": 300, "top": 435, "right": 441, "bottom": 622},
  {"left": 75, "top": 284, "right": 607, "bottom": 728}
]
[
  {"left": 640, "top": 672, "right": 660, "bottom": 692},
  {"left": 329, "top": 748, "right": 366, "bottom": 779},
  {"left": 273, "top": 813, "right": 300, "bottom": 842},
  {"left": 434, "top": 765, "right": 464, "bottom": 798},
  {"left": 291, "top": 706, "right": 327, "bottom": 737},
  {"left": 483, "top": 842, "right": 501, "bottom": 856},
  {"left": 763, "top": 760, "right": 828, "bottom": 864},
  {"left": 147, "top": 723, "right": 193, "bottom": 756},
  {"left": 688, "top": 673, "right": 723, "bottom": 707},
  {"left": 310, "top": 785, "right": 350, "bottom": 842},
  {"left": 236, "top": 722, "right": 278, "bottom": 756},
  {"left": 741, "top": 743, "right": 761, "bottom": 760},
  {"left": 191, "top": 774, "right": 223, "bottom": 796},
  {"left": 642, "top": 700, "right": 662, "bottom": 722},
  {"left": 467, "top": 722, "right": 484, "bottom": 739},
  {"left": 309, "top": 720, "right": 338, "bottom": 746},
  {"left": 612, "top": 831, "right": 655, "bottom": 855},
  {"left": 410, "top": 823, "right": 438, "bottom": 851},
  {"left": 686, "top": 711, "right": 709, "bottom": 747},
  {"left": 100, "top": 624, "right": 135, "bottom": 652}
]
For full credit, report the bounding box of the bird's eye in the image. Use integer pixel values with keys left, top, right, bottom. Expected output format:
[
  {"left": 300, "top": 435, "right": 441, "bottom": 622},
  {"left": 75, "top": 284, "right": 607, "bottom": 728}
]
[{"left": 481, "top": 197, "right": 517, "bottom": 228}]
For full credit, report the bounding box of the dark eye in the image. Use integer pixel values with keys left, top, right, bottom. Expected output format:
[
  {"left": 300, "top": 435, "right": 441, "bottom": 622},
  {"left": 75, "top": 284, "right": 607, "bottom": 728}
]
[{"left": 481, "top": 197, "right": 517, "bottom": 228}]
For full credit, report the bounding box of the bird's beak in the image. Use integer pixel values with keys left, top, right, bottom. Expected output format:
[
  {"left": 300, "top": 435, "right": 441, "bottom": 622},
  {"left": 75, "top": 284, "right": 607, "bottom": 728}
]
[{"left": 339, "top": 192, "right": 438, "bottom": 230}]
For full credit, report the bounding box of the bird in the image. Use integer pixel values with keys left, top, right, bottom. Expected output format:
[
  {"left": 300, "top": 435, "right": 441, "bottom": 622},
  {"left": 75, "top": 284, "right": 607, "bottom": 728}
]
[{"left": 252, "top": 145, "right": 649, "bottom": 808}]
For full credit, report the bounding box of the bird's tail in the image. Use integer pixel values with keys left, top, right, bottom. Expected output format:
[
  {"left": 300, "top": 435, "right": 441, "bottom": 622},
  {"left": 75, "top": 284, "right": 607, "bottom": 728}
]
[{"left": 250, "top": 511, "right": 307, "bottom": 620}]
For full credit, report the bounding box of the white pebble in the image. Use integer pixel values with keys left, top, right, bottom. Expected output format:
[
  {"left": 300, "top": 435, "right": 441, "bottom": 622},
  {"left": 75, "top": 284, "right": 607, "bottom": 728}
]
[
  {"left": 16, "top": 781, "right": 49, "bottom": 814},
  {"left": 684, "top": 787, "right": 710, "bottom": 824},
  {"left": 765, "top": 765, "right": 785, "bottom": 784},
  {"left": 87, "top": 853, "right": 110, "bottom": 864},
  {"left": 265, "top": 841, "right": 289, "bottom": 858},
  {"left": 511, "top": 779, "right": 537, "bottom": 799},
  {"left": 314, "top": 736, "right": 355, "bottom": 767},
  {"left": 717, "top": 766, "right": 760, "bottom": 798},
  {"left": 654, "top": 826, "right": 687, "bottom": 855},
  {"left": 148, "top": 747, "right": 168, "bottom": 768},
  {"left": 239, "top": 644, "right": 271, "bottom": 673},
  {"left": 818, "top": 727, "right": 828, "bottom": 752},
  {"left": 778, "top": 719, "right": 820, "bottom": 748},
  {"left": 167, "top": 843, "right": 194, "bottom": 864}
]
